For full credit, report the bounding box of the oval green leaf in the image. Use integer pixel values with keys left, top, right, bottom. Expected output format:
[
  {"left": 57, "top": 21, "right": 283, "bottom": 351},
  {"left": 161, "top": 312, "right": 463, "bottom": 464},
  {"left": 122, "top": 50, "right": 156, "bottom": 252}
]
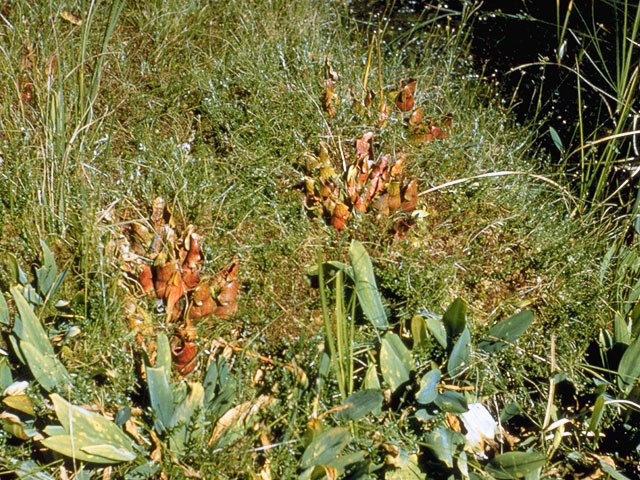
[
  {"left": 486, "top": 451, "right": 546, "bottom": 479},
  {"left": 380, "top": 333, "right": 414, "bottom": 393},
  {"left": 425, "top": 316, "right": 447, "bottom": 349},
  {"left": 349, "top": 240, "right": 388, "bottom": 330},
  {"left": 337, "top": 389, "right": 383, "bottom": 421},
  {"left": 617, "top": 334, "right": 640, "bottom": 394},
  {"left": 0, "top": 292, "right": 8, "bottom": 326},
  {"left": 478, "top": 310, "right": 534, "bottom": 353},
  {"left": 301, "top": 427, "right": 350, "bottom": 469},
  {"left": 423, "top": 427, "right": 464, "bottom": 468},
  {"left": 417, "top": 368, "right": 441, "bottom": 405},
  {"left": 434, "top": 391, "right": 468, "bottom": 414},
  {"left": 447, "top": 328, "right": 470, "bottom": 377},
  {"left": 443, "top": 298, "right": 466, "bottom": 341}
]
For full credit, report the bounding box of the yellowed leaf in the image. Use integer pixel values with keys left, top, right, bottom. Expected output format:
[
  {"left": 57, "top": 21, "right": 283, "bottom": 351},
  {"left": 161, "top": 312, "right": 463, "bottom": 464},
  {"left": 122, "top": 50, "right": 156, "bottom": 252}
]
[{"left": 60, "top": 11, "right": 82, "bottom": 26}]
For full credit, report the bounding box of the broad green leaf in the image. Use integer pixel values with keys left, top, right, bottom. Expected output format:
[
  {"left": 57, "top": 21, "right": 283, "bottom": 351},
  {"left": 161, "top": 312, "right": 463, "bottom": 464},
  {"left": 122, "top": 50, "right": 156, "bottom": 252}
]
[
  {"left": 486, "top": 451, "right": 546, "bottom": 479},
  {"left": 19, "top": 340, "right": 72, "bottom": 392},
  {"left": 422, "top": 427, "right": 464, "bottom": 468},
  {"left": 617, "top": 334, "right": 640, "bottom": 394},
  {"left": 145, "top": 366, "right": 173, "bottom": 432},
  {"left": 50, "top": 394, "right": 133, "bottom": 450},
  {"left": 364, "top": 362, "right": 381, "bottom": 390},
  {"left": 447, "top": 328, "right": 471, "bottom": 377},
  {"left": 380, "top": 333, "right": 414, "bottom": 393},
  {"left": 301, "top": 427, "right": 350, "bottom": 469},
  {"left": 349, "top": 240, "right": 388, "bottom": 330},
  {"left": 434, "top": 391, "right": 468, "bottom": 414},
  {"left": 11, "top": 286, "right": 53, "bottom": 353},
  {"left": 425, "top": 316, "right": 447, "bottom": 349},
  {"left": 0, "top": 292, "right": 8, "bottom": 325},
  {"left": 336, "top": 389, "right": 383, "bottom": 421},
  {"left": 0, "top": 358, "right": 13, "bottom": 391},
  {"left": 386, "top": 453, "right": 425, "bottom": 479},
  {"left": 478, "top": 310, "right": 534, "bottom": 353},
  {"left": 411, "top": 315, "right": 427, "bottom": 346},
  {"left": 443, "top": 298, "right": 466, "bottom": 342},
  {"left": 41, "top": 435, "right": 123, "bottom": 464},
  {"left": 156, "top": 333, "right": 172, "bottom": 373},
  {"left": 11, "top": 459, "right": 57, "bottom": 480},
  {"left": 417, "top": 369, "right": 441, "bottom": 405},
  {"left": 82, "top": 444, "right": 137, "bottom": 462},
  {"left": 36, "top": 240, "right": 58, "bottom": 297},
  {"left": 169, "top": 382, "right": 205, "bottom": 455},
  {"left": 327, "top": 450, "right": 367, "bottom": 474},
  {"left": 7, "top": 253, "right": 28, "bottom": 285},
  {"left": 614, "top": 314, "right": 630, "bottom": 345},
  {"left": 11, "top": 284, "right": 70, "bottom": 392},
  {"left": 43, "top": 425, "right": 67, "bottom": 436}
]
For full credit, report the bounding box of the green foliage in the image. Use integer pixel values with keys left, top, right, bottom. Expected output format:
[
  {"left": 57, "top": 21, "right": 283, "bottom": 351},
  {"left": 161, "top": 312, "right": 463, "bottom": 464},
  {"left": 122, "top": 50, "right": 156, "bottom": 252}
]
[
  {"left": 349, "top": 240, "right": 389, "bottom": 330},
  {"left": 485, "top": 451, "right": 546, "bottom": 479},
  {"left": 380, "top": 333, "right": 414, "bottom": 392},
  {"left": 7, "top": 242, "right": 72, "bottom": 392},
  {"left": 617, "top": 333, "right": 640, "bottom": 394},
  {"left": 41, "top": 394, "right": 136, "bottom": 464},
  {"left": 478, "top": 310, "right": 534, "bottom": 353}
]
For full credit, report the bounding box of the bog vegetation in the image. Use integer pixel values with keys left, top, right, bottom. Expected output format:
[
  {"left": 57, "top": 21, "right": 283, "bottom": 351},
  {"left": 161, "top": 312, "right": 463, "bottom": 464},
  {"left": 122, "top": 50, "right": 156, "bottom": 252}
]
[{"left": 0, "top": 0, "right": 639, "bottom": 478}]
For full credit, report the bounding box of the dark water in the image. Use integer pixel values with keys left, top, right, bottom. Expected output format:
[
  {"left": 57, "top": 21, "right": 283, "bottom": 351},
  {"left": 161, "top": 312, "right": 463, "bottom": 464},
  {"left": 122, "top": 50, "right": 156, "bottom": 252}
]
[{"left": 349, "top": 0, "right": 634, "bottom": 161}]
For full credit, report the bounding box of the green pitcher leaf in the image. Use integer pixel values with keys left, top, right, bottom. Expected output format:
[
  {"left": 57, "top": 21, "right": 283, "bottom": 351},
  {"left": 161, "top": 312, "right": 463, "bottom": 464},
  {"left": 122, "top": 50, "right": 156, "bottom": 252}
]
[
  {"left": 422, "top": 427, "right": 464, "bottom": 469},
  {"left": 443, "top": 298, "right": 466, "bottom": 342},
  {"left": 301, "top": 427, "right": 350, "bottom": 469},
  {"left": 447, "top": 328, "right": 471, "bottom": 377},
  {"left": 411, "top": 315, "right": 427, "bottom": 346},
  {"left": 486, "top": 451, "right": 546, "bottom": 479},
  {"left": 336, "top": 389, "right": 383, "bottom": 421},
  {"left": 380, "top": 333, "right": 414, "bottom": 393},
  {"left": 617, "top": 333, "right": 640, "bottom": 394},
  {"left": 478, "top": 310, "right": 534, "bottom": 353},
  {"left": 417, "top": 368, "right": 441, "bottom": 405},
  {"left": 349, "top": 240, "right": 388, "bottom": 330}
]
